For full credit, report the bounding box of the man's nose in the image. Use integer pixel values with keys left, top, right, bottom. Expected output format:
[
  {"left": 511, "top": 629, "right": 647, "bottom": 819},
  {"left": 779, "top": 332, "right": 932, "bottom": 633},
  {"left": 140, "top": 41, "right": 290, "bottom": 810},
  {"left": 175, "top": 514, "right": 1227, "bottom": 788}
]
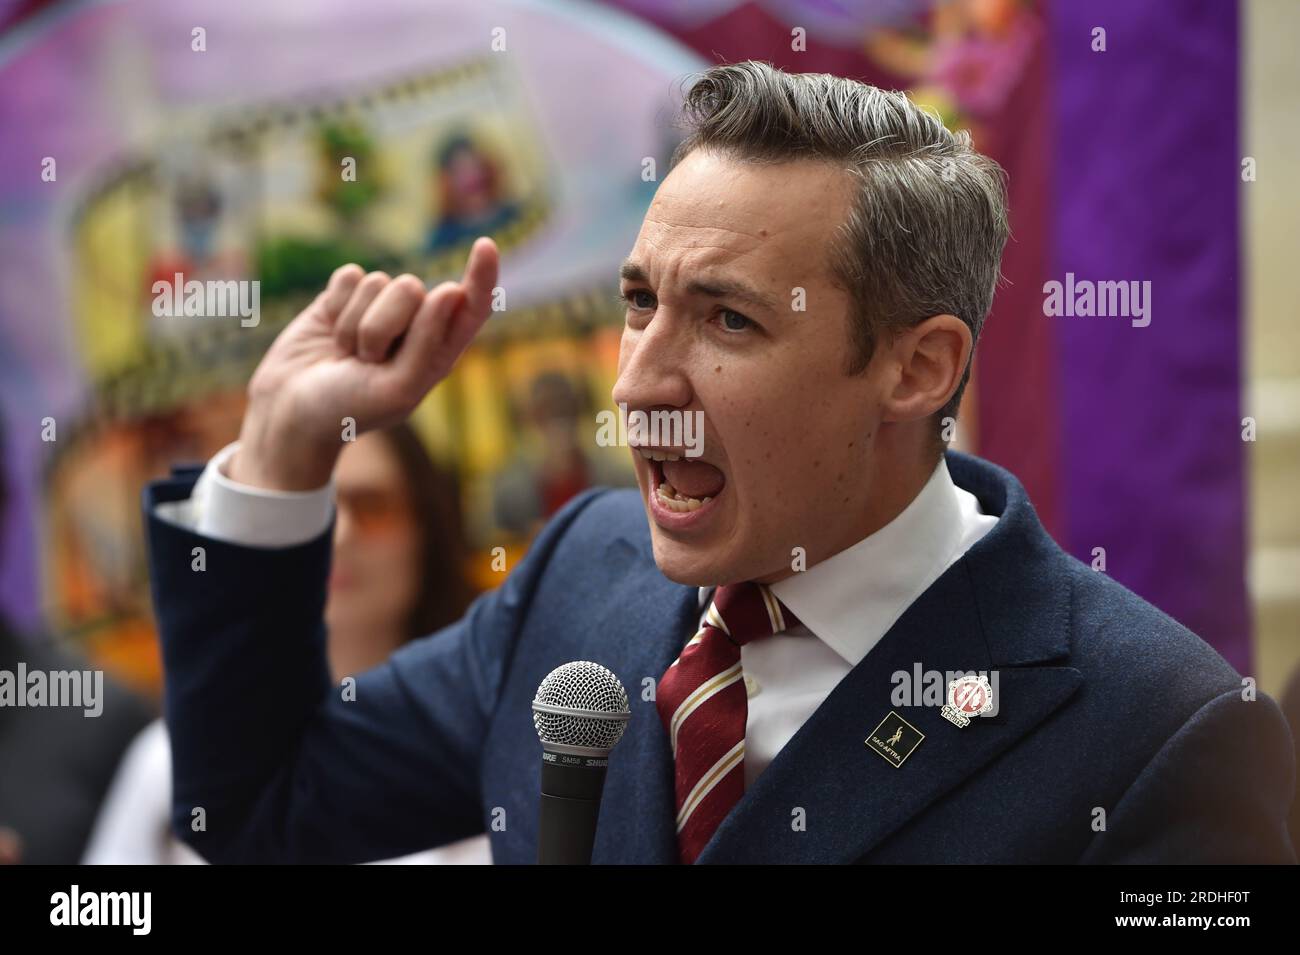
[{"left": 612, "top": 317, "right": 693, "bottom": 412}]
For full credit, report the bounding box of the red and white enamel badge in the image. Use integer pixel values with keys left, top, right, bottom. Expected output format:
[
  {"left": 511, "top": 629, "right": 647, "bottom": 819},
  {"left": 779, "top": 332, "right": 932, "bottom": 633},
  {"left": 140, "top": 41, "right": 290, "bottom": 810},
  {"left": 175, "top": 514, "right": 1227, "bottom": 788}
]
[{"left": 941, "top": 674, "right": 994, "bottom": 728}]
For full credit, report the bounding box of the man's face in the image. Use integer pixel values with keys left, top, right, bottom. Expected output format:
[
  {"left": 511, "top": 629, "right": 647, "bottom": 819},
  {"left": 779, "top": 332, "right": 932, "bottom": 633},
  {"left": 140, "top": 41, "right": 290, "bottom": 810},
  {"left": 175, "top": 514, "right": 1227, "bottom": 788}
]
[{"left": 613, "top": 150, "right": 888, "bottom": 586}]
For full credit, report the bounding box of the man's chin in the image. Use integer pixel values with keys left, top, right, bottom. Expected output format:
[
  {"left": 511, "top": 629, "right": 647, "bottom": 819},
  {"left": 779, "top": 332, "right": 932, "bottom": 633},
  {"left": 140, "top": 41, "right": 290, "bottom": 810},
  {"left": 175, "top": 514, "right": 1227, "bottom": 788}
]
[{"left": 649, "top": 534, "right": 733, "bottom": 588}]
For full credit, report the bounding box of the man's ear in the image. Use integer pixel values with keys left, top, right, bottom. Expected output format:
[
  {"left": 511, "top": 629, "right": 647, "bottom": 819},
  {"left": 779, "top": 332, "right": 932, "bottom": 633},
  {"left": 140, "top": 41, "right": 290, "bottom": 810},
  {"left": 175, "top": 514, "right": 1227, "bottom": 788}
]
[{"left": 879, "top": 315, "right": 972, "bottom": 423}]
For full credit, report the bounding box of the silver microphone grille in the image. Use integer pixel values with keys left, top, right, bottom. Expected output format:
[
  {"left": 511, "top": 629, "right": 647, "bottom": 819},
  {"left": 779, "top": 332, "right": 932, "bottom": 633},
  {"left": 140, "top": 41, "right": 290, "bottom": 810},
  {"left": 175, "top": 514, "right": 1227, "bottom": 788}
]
[{"left": 531, "top": 661, "right": 631, "bottom": 755}]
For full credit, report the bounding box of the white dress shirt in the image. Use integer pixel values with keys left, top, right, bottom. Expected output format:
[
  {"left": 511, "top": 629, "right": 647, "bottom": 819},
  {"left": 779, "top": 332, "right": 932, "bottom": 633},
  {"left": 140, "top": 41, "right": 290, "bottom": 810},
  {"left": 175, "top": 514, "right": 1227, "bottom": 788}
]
[
  {"left": 734, "top": 459, "right": 996, "bottom": 786},
  {"left": 155, "top": 445, "right": 996, "bottom": 843}
]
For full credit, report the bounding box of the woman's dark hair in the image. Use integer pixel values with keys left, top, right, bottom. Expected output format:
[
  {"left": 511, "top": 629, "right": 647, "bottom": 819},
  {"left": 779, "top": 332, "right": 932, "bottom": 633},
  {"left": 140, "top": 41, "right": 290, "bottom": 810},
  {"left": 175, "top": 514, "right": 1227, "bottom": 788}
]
[{"left": 371, "top": 421, "right": 476, "bottom": 641}]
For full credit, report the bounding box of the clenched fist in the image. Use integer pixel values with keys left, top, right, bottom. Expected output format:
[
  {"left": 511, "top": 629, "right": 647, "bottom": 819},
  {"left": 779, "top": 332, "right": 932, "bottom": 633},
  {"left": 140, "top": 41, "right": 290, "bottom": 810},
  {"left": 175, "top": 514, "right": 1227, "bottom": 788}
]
[{"left": 230, "top": 237, "right": 499, "bottom": 490}]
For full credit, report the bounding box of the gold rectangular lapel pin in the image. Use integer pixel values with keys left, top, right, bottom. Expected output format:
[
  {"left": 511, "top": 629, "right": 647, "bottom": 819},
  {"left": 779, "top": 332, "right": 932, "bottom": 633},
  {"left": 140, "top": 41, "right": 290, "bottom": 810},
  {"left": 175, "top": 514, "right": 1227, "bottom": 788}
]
[{"left": 865, "top": 711, "right": 925, "bottom": 768}]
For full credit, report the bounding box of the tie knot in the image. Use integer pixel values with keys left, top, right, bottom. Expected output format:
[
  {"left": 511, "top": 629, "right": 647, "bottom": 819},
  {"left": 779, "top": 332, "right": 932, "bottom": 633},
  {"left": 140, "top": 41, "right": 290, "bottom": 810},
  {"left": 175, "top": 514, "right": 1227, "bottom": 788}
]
[{"left": 708, "top": 581, "right": 799, "bottom": 646}]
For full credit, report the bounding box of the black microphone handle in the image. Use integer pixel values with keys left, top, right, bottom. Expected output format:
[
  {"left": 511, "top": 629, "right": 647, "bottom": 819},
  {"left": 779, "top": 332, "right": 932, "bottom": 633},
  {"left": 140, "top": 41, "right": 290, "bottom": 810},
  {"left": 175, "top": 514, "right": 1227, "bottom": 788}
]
[{"left": 537, "top": 752, "right": 610, "bottom": 865}]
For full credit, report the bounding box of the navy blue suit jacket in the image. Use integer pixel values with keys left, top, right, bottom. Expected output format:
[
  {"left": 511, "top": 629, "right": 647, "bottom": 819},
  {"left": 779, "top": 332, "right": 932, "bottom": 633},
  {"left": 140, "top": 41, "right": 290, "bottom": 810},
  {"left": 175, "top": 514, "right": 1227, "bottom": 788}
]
[{"left": 144, "top": 452, "right": 1296, "bottom": 863}]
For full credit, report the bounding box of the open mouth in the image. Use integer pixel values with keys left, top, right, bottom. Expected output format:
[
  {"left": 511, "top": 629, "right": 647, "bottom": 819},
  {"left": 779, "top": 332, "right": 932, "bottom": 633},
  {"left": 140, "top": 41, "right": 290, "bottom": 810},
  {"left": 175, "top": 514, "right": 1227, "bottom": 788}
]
[{"left": 637, "top": 449, "right": 727, "bottom": 514}]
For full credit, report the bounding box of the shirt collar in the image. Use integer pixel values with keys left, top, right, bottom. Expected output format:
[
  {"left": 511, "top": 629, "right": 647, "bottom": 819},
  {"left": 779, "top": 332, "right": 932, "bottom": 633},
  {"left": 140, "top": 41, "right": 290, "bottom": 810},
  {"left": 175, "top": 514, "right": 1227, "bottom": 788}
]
[{"left": 696, "top": 458, "right": 975, "bottom": 666}]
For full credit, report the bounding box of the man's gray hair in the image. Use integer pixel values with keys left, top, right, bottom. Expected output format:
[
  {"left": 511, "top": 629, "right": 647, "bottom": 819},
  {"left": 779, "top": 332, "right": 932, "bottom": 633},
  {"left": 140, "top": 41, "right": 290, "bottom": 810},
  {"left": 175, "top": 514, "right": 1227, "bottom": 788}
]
[{"left": 670, "top": 61, "right": 1010, "bottom": 423}]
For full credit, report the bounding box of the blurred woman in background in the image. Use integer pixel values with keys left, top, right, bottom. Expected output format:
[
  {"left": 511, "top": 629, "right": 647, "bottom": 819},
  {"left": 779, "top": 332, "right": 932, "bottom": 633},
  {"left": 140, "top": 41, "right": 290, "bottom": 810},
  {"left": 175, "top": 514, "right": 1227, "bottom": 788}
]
[
  {"left": 83, "top": 423, "right": 487, "bottom": 864},
  {"left": 325, "top": 421, "right": 475, "bottom": 678}
]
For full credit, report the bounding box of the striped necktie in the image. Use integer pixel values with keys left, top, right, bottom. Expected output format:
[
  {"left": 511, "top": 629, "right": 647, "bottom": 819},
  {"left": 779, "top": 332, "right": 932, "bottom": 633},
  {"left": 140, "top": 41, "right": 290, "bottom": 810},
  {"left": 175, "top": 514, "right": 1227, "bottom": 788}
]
[{"left": 655, "top": 581, "right": 800, "bottom": 864}]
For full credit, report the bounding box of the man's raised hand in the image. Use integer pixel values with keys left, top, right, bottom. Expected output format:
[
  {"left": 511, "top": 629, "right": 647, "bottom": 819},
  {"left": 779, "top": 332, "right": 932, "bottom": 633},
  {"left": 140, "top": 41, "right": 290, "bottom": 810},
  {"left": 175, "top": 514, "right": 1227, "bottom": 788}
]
[{"left": 230, "top": 236, "right": 500, "bottom": 490}]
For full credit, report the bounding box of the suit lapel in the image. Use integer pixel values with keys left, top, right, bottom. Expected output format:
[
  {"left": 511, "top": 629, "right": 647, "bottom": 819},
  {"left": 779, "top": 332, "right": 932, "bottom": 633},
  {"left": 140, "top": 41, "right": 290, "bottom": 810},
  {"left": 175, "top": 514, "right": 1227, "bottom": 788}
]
[
  {"left": 697, "top": 452, "right": 1084, "bottom": 864},
  {"left": 587, "top": 536, "right": 698, "bottom": 865}
]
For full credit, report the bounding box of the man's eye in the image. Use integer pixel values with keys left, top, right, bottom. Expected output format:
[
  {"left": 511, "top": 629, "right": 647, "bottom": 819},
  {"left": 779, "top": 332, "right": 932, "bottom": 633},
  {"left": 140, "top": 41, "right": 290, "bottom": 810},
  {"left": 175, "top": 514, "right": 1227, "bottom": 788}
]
[
  {"left": 623, "top": 289, "right": 656, "bottom": 311},
  {"left": 718, "top": 309, "right": 753, "bottom": 332}
]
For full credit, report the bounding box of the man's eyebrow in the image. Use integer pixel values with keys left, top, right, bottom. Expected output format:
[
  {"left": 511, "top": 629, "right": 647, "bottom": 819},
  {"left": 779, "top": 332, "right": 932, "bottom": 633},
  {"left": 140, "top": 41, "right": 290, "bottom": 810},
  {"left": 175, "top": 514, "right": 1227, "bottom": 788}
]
[
  {"left": 619, "top": 261, "right": 648, "bottom": 283},
  {"left": 685, "top": 278, "right": 779, "bottom": 311},
  {"left": 618, "top": 259, "right": 779, "bottom": 311}
]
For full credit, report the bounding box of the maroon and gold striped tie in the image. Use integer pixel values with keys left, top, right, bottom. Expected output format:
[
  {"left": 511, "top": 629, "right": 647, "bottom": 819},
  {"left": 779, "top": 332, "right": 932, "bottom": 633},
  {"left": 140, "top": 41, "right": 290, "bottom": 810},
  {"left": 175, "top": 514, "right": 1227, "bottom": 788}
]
[{"left": 655, "top": 581, "right": 800, "bottom": 864}]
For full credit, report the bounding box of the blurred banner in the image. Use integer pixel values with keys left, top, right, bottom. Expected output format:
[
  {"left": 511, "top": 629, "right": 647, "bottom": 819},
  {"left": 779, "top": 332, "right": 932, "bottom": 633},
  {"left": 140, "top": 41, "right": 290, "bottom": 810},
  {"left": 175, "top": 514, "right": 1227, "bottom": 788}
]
[
  {"left": 0, "top": 0, "right": 703, "bottom": 689},
  {"left": 0, "top": 0, "right": 1250, "bottom": 693}
]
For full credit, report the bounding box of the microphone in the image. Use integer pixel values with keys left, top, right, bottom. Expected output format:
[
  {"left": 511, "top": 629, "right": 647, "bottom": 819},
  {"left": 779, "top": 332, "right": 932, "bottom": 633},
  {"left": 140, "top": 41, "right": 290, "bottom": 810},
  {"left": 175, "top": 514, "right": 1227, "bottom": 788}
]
[{"left": 531, "top": 661, "right": 630, "bottom": 864}]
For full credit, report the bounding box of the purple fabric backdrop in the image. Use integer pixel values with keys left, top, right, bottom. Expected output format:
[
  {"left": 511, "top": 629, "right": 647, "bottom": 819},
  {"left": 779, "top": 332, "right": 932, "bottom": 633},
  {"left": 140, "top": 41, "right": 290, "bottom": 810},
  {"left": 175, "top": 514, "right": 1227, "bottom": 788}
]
[{"left": 1051, "top": 0, "right": 1249, "bottom": 672}]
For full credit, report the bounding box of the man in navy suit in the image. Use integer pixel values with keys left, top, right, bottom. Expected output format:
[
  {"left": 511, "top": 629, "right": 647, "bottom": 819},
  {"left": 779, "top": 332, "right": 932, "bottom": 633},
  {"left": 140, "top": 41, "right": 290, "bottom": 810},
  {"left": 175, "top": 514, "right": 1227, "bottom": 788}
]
[{"left": 145, "top": 62, "right": 1295, "bottom": 863}]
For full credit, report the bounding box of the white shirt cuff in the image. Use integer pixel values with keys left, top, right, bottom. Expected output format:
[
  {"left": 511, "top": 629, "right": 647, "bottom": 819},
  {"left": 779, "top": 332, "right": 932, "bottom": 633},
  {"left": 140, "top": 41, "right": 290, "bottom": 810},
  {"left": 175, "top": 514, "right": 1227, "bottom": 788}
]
[{"left": 154, "top": 442, "right": 334, "bottom": 548}]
